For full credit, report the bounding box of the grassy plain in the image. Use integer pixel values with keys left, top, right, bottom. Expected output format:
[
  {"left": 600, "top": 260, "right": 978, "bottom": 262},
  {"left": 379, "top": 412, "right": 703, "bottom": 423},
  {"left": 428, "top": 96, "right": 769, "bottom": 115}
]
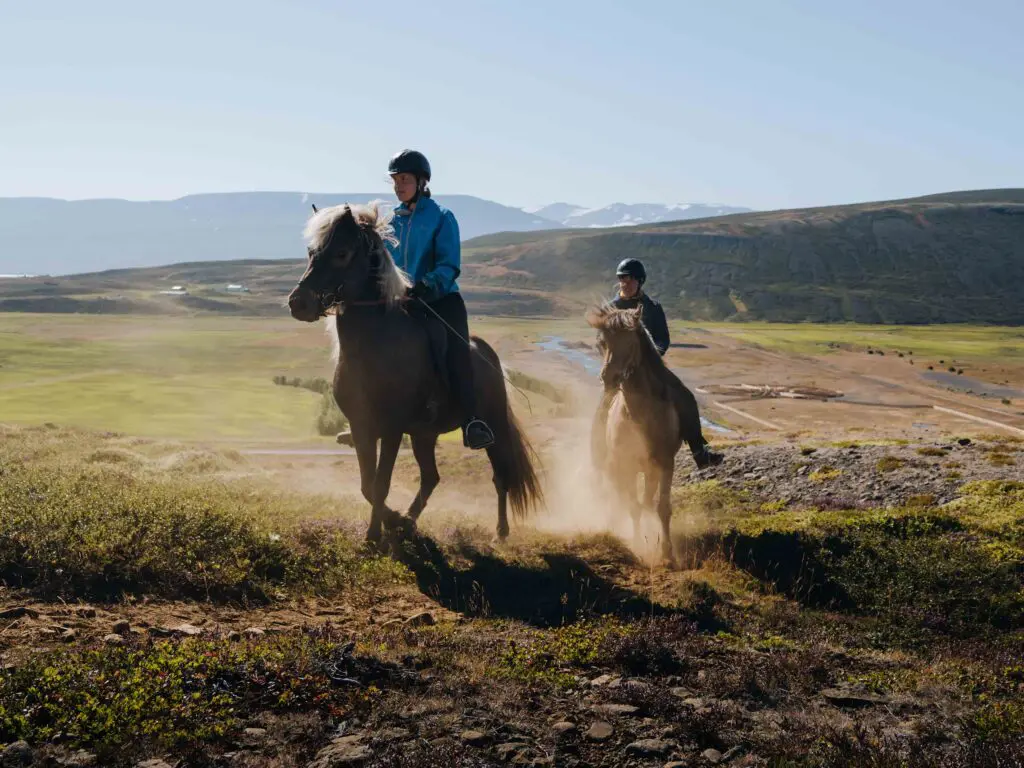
[
  {"left": 698, "top": 321, "right": 1024, "bottom": 362},
  {"left": 0, "top": 313, "right": 586, "bottom": 440}
]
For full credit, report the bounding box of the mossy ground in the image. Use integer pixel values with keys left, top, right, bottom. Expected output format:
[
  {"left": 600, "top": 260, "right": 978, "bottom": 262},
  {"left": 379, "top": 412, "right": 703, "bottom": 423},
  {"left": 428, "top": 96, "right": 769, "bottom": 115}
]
[{"left": 0, "top": 426, "right": 1021, "bottom": 766}]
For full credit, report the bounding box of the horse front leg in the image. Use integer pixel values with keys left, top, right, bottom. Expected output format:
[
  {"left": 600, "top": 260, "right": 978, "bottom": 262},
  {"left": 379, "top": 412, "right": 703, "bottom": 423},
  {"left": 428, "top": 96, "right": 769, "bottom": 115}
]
[
  {"left": 352, "top": 430, "right": 380, "bottom": 544},
  {"left": 611, "top": 464, "right": 643, "bottom": 544},
  {"left": 656, "top": 462, "right": 676, "bottom": 566},
  {"left": 373, "top": 432, "right": 404, "bottom": 536},
  {"left": 406, "top": 432, "right": 440, "bottom": 526}
]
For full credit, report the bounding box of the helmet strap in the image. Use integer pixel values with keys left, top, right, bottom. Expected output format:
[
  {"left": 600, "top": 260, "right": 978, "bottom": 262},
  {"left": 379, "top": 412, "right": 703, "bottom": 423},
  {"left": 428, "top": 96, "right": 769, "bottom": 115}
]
[{"left": 408, "top": 177, "right": 428, "bottom": 204}]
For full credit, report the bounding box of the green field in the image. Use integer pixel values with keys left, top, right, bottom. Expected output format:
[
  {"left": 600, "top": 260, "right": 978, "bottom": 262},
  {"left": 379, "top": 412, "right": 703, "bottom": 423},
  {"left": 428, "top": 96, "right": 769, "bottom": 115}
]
[
  {"left": 0, "top": 313, "right": 590, "bottom": 439},
  {"left": 3, "top": 313, "right": 1021, "bottom": 439},
  {"left": 698, "top": 321, "right": 1024, "bottom": 361}
]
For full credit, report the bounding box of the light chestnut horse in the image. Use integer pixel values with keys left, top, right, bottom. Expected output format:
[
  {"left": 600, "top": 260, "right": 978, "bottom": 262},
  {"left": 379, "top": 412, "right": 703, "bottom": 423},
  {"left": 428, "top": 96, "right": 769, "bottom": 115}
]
[{"left": 587, "top": 305, "right": 705, "bottom": 562}]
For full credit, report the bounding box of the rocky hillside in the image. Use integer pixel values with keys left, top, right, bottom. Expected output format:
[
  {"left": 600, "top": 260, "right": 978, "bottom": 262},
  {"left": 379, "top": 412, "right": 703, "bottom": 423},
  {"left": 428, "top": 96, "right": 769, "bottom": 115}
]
[{"left": 465, "top": 190, "right": 1024, "bottom": 324}]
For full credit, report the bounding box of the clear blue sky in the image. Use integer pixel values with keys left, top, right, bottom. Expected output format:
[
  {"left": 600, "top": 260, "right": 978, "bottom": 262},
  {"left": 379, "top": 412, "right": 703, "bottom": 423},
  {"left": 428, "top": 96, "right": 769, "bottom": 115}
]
[{"left": 2, "top": 0, "right": 1021, "bottom": 210}]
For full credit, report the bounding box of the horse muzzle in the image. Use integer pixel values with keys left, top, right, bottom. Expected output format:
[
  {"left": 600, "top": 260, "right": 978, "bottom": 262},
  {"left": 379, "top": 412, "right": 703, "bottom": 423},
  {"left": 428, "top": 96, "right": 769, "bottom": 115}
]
[{"left": 287, "top": 287, "right": 322, "bottom": 323}]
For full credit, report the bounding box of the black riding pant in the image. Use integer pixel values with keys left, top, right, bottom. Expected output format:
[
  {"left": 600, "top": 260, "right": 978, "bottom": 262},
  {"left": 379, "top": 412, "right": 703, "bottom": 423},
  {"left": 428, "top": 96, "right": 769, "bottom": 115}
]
[{"left": 425, "top": 292, "right": 478, "bottom": 421}]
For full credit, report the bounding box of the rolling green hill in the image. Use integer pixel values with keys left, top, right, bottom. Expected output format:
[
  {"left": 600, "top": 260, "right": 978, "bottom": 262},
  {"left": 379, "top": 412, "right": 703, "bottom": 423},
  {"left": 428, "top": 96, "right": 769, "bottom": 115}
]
[
  {"left": 462, "top": 190, "right": 1024, "bottom": 323},
  {"left": 2, "top": 189, "right": 1022, "bottom": 323}
]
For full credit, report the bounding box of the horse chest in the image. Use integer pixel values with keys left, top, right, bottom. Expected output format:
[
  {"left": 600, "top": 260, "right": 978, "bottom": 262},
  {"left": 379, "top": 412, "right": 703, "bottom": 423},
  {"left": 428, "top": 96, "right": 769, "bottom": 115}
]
[{"left": 607, "top": 389, "right": 677, "bottom": 465}]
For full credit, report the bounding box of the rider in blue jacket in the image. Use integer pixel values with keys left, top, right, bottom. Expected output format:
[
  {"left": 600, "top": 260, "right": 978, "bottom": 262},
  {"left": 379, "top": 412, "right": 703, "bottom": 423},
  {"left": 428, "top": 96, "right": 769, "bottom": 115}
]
[{"left": 387, "top": 149, "right": 495, "bottom": 450}]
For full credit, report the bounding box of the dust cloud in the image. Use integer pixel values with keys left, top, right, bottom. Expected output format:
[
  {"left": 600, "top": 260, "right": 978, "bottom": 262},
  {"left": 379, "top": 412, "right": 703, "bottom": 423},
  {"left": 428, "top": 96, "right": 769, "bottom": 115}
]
[{"left": 532, "top": 412, "right": 673, "bottom": 565}]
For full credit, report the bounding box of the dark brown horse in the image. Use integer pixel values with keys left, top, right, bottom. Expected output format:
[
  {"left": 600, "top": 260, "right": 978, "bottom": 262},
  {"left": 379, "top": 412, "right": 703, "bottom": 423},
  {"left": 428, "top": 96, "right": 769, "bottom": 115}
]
[
  {"left": 587, "top": 304, "right": 706, "bottom": 562},
  {"left": 287, "top": 202, "right": 542, "bottom": 544}
]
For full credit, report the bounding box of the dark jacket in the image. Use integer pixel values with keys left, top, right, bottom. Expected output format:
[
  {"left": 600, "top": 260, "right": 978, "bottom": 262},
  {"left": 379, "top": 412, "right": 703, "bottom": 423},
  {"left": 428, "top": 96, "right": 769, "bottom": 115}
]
[{"left": 612, "top": 292, "right": 670, "bottom": 355}]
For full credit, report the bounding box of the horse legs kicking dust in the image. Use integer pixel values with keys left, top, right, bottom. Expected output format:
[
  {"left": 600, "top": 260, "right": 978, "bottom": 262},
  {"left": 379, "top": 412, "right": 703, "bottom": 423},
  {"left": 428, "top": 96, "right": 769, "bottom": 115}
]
[{"left": 587, "top": 304, "right": 720, "bottom": 565}]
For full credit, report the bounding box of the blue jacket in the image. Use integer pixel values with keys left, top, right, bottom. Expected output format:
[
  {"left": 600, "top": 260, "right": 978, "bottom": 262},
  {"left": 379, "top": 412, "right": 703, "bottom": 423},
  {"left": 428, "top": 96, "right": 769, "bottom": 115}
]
[{"left": 387, "top": 197, "right": 461, "bottom": 302}]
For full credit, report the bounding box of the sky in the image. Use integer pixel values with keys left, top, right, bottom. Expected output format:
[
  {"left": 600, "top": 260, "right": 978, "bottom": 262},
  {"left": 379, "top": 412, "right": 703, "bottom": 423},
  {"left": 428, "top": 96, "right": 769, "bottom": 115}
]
[{"left": 1, "top": 0, "right": 1022, "bottom": 211}]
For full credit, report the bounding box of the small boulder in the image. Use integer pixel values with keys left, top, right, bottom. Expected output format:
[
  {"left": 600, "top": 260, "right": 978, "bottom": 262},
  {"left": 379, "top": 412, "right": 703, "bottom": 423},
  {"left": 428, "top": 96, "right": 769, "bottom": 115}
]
[
  {"left": 551, "top": 721, "right": 576, "bottom": 735},
  {"left": 586, "top": 721, "right": 614, "bottom": 742},
  {"left": 55, "top": 750, "right": 97, "bottom": 767},
  {"left": 102, "top": 634, "right": 126, "bottom": 647},
  {"left": 702, "top": 748, "right": 724, "bottom": 764},
  {"left": 307, "top": 739, "right": 372, "bottom": 767},
  {"left": 112, "top": 619, "right": 131, "bottom": 635},
  {"left": 460, "top": 730, "right": 488, "bottom": 746},
  {"left": 172, "top": 623, "right": 203, "bottom": 637},
  {"left": 625, "top": 739, "right": 672, "bottom": 758},
  {"left": 243, "top": 627, "right": 266, "bottom": 638},
  {"left": 405, "top": 611, "right": 436, "bottom": 628}
]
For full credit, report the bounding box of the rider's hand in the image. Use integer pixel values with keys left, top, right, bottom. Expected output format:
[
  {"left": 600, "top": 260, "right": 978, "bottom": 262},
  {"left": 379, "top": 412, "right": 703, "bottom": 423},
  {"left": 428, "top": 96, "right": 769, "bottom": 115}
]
[{"left": 406, "top": 280, "right": 431, "bottom": 301}]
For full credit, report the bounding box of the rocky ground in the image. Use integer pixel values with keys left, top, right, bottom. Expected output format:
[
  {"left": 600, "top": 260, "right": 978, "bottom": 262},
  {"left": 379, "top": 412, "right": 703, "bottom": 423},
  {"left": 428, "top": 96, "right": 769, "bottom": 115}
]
[{"left": 682, "top": 435, "right": 1021, "bottom": 510}]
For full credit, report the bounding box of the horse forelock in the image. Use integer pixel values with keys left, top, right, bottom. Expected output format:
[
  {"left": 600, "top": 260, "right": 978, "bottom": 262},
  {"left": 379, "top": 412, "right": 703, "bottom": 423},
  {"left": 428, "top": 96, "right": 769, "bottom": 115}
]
[
  {"left": 302, "top": 201, "right": 411, "bottom": 309},
  {"left": 587, "top": 304, "right": 666, "bottom": 380}
]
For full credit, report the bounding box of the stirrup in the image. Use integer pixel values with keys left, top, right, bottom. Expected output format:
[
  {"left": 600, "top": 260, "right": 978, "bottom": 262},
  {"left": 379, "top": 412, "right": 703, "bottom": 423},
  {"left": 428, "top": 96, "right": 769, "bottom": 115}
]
[{"left": 463, "top": 418, "right": 495, "bottom": 450}]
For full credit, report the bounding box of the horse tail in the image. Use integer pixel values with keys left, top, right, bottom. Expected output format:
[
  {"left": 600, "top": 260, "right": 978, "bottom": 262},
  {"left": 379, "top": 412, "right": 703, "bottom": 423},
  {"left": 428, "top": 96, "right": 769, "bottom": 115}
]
[
  {"left": 496, "top": 401, "right": 544, "bottom": 521},
  {"left": 472, "top": 336, "right": 544, "bottom": 521}
]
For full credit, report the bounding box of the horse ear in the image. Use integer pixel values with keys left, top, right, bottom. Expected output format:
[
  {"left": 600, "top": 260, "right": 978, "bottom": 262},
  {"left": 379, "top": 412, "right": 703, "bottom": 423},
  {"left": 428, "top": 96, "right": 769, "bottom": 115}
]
[
  {"left": 585, "top": 306, "right": 606, "bottom": 329},
  {"left": 311, "top": 203, "right": 318, "bottom": 213}
]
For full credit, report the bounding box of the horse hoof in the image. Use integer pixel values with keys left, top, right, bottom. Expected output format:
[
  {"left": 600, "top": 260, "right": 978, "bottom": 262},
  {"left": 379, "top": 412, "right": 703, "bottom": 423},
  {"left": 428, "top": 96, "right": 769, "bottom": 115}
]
[
  {"left": 388, "top": 514, "right": 417, "bottom": 539},
  {"left": 380, "top": 507, "right": 403, "bottom": 529}
]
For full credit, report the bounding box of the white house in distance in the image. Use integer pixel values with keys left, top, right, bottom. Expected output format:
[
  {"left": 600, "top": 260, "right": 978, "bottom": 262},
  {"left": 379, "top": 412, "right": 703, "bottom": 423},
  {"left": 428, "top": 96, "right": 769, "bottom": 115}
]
[
  {"left": 159, "top": 285, "right": 189, "bottom": 296},
  {"left": 223, "top": 283, "right": 249, "bottom": 293}
]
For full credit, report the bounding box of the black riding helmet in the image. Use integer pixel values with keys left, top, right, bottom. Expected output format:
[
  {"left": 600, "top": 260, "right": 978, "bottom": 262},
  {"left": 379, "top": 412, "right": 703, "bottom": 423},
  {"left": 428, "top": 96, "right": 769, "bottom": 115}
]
[
  {"left": 388, "top": 149, "right": 431, "bottom": 181},
  {"left": 616, "top": 258, "right": 646, "bottom": 286}
]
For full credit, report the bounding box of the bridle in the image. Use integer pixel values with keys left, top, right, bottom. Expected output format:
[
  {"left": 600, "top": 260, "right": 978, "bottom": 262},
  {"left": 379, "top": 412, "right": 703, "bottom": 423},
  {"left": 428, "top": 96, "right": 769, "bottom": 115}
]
[{"left": 308, "top": 225, "right": 389, "bottom": 316}]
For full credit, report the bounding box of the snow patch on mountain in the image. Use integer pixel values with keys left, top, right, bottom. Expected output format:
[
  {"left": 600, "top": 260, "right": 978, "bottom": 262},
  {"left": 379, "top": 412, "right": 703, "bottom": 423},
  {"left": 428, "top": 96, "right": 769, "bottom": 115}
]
[{"left": 529, "top": 201, "right": 752, "bottom": 228}]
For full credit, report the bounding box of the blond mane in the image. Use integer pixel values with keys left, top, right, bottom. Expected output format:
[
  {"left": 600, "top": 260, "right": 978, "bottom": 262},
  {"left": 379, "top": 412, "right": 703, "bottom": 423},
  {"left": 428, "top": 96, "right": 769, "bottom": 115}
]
[{"left": 302, "top": 202, "right": 412, "bottom": 311}]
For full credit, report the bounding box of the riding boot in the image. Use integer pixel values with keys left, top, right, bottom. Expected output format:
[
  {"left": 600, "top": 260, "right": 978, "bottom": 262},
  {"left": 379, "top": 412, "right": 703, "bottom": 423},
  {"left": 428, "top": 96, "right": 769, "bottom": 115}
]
[{"left": 668, "top": 374, "right": 724, "bottom": 469}]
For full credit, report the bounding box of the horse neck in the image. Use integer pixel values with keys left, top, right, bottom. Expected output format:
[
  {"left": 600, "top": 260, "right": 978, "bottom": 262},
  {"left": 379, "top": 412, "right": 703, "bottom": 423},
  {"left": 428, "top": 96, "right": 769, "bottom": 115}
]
[
  {"left": 335, "top": 304, "right": 387, "bottom": 353},
  {"left": 618, "top": 345, "right": 667, "bottom": 400}
]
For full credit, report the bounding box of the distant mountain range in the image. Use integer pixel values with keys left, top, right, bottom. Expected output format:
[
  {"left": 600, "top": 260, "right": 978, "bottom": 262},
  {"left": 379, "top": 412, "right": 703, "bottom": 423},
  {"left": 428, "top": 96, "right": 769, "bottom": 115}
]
[
  {"left": 3, "top": 189, "right": 1022, "bottom": 325},
  {"left": 527, "top": 202, "right": 752, "bottom": 228},
  {"left": 0, "top": 192, "right": 558, "bottom": 275},
  {"left": 0, "top": 192, "right": 752, "bottom": 275}
]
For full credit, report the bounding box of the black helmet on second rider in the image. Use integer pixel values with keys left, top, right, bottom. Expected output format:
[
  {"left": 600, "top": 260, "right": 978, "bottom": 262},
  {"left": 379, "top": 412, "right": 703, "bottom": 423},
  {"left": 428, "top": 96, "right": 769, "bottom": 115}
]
[
  {"left": 616, "top": 258, "right": 646, "bottom": 286},
  {"left": 388, "top": 149, "right": 431, "bottom": 182}
]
